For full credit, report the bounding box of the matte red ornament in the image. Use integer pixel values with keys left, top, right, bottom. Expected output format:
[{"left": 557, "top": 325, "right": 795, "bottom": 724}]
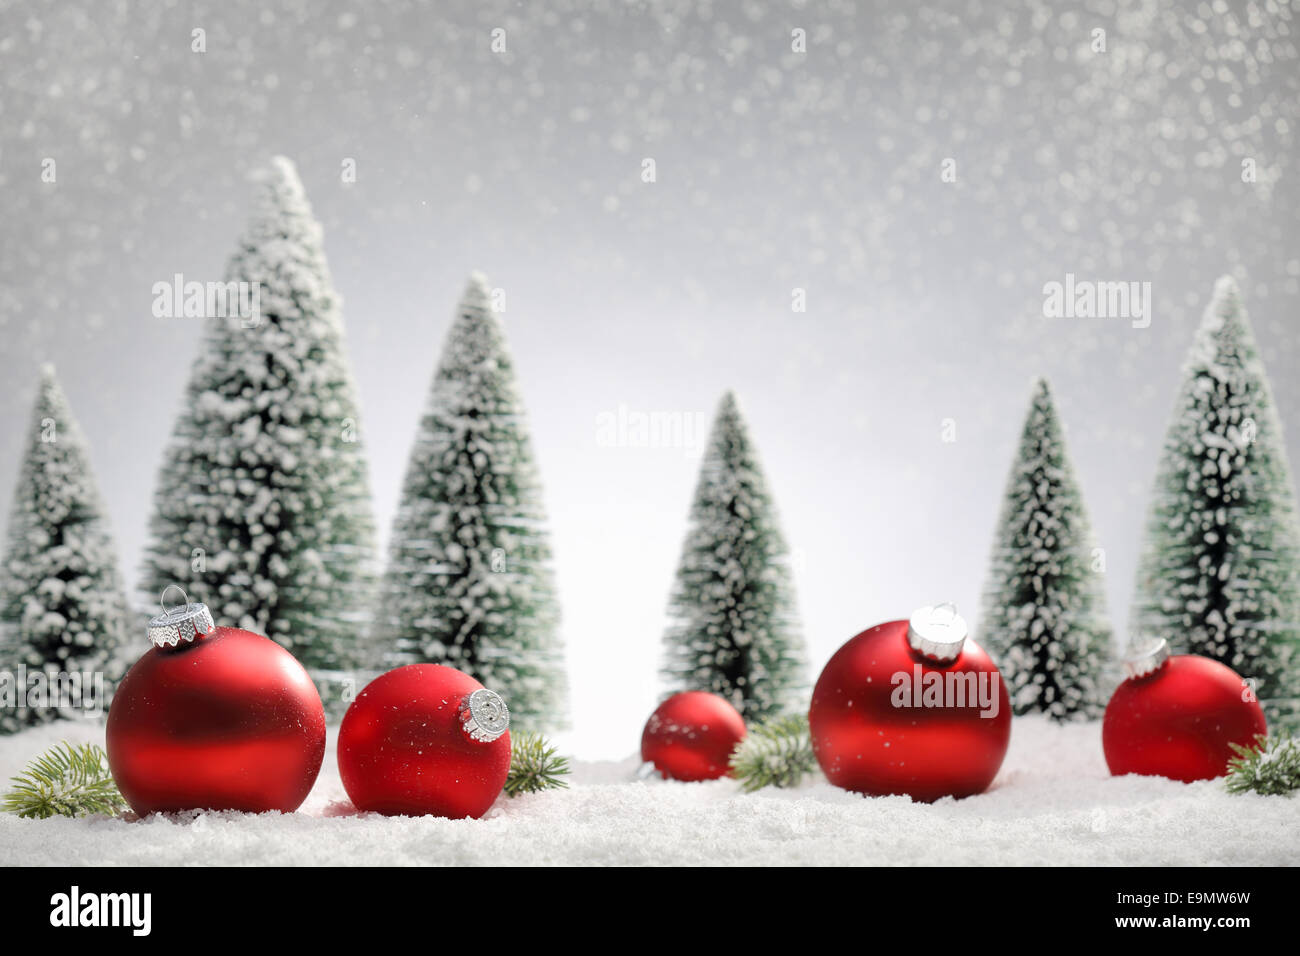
[
  {"left": 1103, "top": 640, "right": 1266, "bottom": 783},
  {"left": 809, "top": 605, "right": 1011, "bottom": 802},
  {"left": 338, "top": 664, "right": 511, "bottom": 819},
  {"left": 106, "top": 593, "right": 326, "bottom": 815},
  {"left": 640, "top": 690, "right": 746, "bottom": 781}
]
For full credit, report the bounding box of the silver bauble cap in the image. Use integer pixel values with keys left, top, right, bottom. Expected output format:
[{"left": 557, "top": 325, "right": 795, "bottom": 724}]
[
  {"left": 146, "top": 585, "right": 215, "bottom": 649},
  {"left": 907, "top": 603, "right": 968, "bottom": 663},
  {"left": 1123, "top": 638, "right": 1170, "bottom": 679},
  {"left": 460, "top": 688, "right": 510, "bottom": 743}
]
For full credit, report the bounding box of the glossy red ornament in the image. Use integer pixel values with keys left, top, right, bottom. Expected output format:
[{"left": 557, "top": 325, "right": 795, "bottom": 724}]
[
  {"left": 106, "top": 597, "right": 326, "bottom": 815},
  {"left": 1103, "top": 640, "right": 1266, "bottom": 783},
  {"left": 338, "top": 664, "right": 511, "bottom": 819},
  {"left": 809, "top": 605, "right": 1011, "bottom": 802},
  {"left": 640, "top": 690, "right": 746, "bottom": 782}
]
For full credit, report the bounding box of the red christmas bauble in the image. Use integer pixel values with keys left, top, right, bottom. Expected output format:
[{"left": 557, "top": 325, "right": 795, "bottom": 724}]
[
  {"left": 106, "top": 599, "right": 326, "bottom": 815},
  {"left": 809, "top": 605, "right": 1011, "bottom": 802},
  {"left": 338, "top": 664, "right": 511, "bottom": 819},
  {"left": 640, "top": 690, "right": 746, "bottom": 782},
  {"left": 1103, "top": 640, "right": 1266, "bottom": 783}
]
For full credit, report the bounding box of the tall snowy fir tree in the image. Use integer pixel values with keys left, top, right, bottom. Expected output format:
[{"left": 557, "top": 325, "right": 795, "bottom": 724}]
[
  {"left": 1133, "top": 276, "right": 1300, "bottom": 712},
  {"left": 661, "top": 392, "right": 806, "bottom": 722},
  {"left": 371, "top": 273, "right": 567, "bottom": 731},
  {"left": 980, "top": 378, "right": 1112, "bottom": 720},
  {"left": 141, "top": 156, "right": 376, "bottom": 702},
  {"left": 0, "top": 366, "right": 131, "bottom": 734}
]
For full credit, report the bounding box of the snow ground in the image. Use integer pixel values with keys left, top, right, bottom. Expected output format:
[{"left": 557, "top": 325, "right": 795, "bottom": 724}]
[{"left": 1, "top": 717, "right": 1296, "bottom": 866}]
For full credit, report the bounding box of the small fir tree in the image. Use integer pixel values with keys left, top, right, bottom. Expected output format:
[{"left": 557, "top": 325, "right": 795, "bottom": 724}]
[
  {"left": 0, "top": 366, "right": 132, "bottom": 733},
  {"left": 980, "top": 378, "right": 1112, "bottom": 720},
  {"left": 661, "top": 392, "right": 807, "bottom": 722},
  {"left": 1133, "top": 276, "right": 1300, "bottom": 706},
  {"left": 141, "top": 157, "right": 377, "bottom": 688},
  {"left": 371, "top": 273, "right": 567, "bottom": 730}
]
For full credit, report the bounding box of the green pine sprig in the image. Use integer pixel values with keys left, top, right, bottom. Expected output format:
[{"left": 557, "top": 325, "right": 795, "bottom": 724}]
[
  {"left": 505, "top": 731, "right": 570, "bottom": 797},
  {"left": 1225, "top": 732, "right": 1300, "bottom": 796},
  {"left": 729, "top": 713, "right": 818, "bottom": 792},
  {"left": 2, "top": 741, "right": 127, "bottom": 819}
]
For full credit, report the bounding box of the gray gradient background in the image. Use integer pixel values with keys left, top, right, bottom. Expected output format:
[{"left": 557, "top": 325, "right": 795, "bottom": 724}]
[{"left": 1, "top": 0, "right": 1298, "bottom": 756}]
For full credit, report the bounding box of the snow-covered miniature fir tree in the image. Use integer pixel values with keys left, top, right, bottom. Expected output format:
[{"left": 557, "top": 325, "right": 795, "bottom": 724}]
[
  {"left": 1133, "top": 277, "right": 1300, "bottom": 705},
  {"left": 661, "top": 392, "right": 806, "bottom": 722},
  {"left": 0, "top": 366, "right": 131, "bottom": 733},
  {"left": 370, "top": 273, "right": 567, "bottom": 730},
  {"left": 141, "top": 157, "right": 376, "bottom": 688},
  {"left": 980, "top": 378, "right": 1112, "bottom": 720}
]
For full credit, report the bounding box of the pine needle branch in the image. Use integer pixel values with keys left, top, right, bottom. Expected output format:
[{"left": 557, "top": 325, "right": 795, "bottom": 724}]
[
  {"left": 2, "top": 741, "right": 127, "bottom": 819},
  {"left": 1225, "top": 732, "right": 1300, "bottom": 796},
  {"left": 729, "top": 713, "right": 818, "bottom": 792},
  {"left": 505, "top": 731, "right": 570, "bottom": 797}
]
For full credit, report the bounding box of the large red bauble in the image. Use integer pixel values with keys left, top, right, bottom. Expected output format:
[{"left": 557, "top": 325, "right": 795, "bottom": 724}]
[
  {"left": 640, "top": 690, "right": 746, "bottom": 782},
  {"left": 107, "top": 624, "right": 326, "bottom": 815},
  {"left": 1103, "top": 643, "right": 1266, "bottom": 783},
  {"left": 809, "top": 607, "right": 1011, "bottom": 802},
  {"left": 338, "top": 664, "right": 511, "bottom": 819}
]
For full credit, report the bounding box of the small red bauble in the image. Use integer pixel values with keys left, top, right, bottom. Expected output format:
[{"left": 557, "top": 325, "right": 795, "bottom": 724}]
[
  {"left": 809, "top": 605, "right": 1011, "bottom": 802},
  {"left": 106, "top": 595, "right": 326, "bottom": 815},
  {"left": 641, "top": 690, "right": 746, "bottom": 781},
  {"left": 1103, "top": 640, "right": 1266, "bottom": 783},
  {"left": 338, "top": 664, "right": 511, "bottom": 819}
]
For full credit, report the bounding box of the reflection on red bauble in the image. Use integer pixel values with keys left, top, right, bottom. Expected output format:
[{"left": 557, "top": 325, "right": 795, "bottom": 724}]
[
  {"left": 338, "top": 664, "right": 512, "bottom": 819},
  {"left": 641, "top": 691, "right": 746, "bottom": 782},
  {"left": 809, "top": 605, "right": 1011, "bottom": 802},
  {"left": 107, "top": 599, "right": 326, "bottom": 815},
  {"left": 1103, "top": 640, "right": 1266, "bottom": 783}
]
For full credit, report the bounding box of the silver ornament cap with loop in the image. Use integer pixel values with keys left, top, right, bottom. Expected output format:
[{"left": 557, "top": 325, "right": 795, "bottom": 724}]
[
  {"left": 1123, "top": 638, "right": 1170, "bottom": 680},
  {"left": 460, "top": 688, "right": 510, "bottom": 743},
  {"left": 146, "top": 585, "right": 215, "bottom": 649},
  {"left": 907, "top": 602, "right": 968, "bottom": 664}
]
